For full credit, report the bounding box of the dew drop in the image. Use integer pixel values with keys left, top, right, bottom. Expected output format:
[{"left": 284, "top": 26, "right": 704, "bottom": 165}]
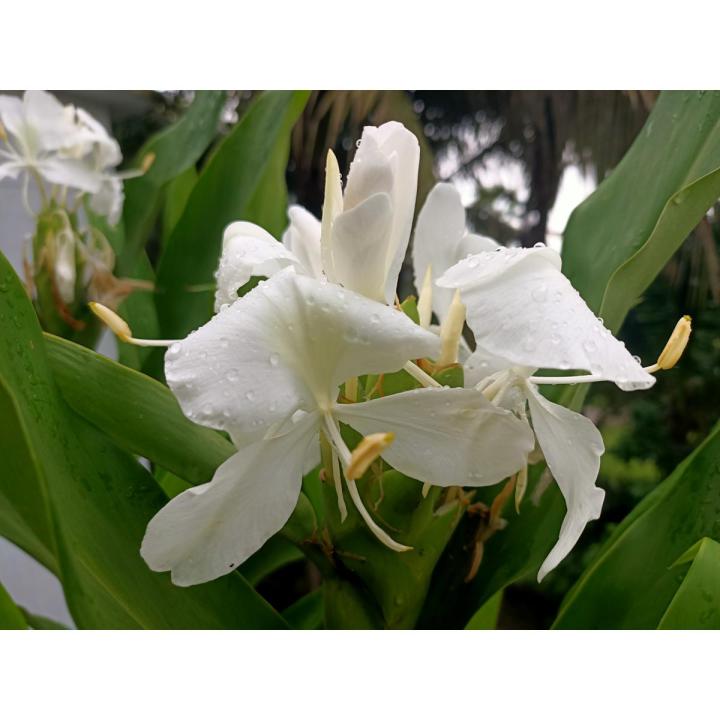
[
  {"left": 245, "top": 390, "right": 255, "bottom": 401},
  {"left": 226, "top": 368, "right": 240, "bottom": 383},
  {"left": 531, "top": 283, "right": 548, "bottom": 302},
  {"left": 632, "top": 354, "right": 642, "bottom": 364},
  {"left": 269, "top": 353, "right": 280, "bottom": 367},
  {"left": 533, "top": 241, "right": 546, "bottom": 248}
]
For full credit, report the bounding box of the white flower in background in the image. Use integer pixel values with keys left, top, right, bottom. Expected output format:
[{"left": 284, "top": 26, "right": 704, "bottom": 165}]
[
  {"left": 212, "top": 121, "right": 419, "bottom": 310},
  {"left": 437, "top": 244, "right": 669, "bottom": 580},
  {"left": 0, "top": 90, "right": 125, "bottom": 223},
  {"left": 413, "top": 182, "right": 497, "bottom": 326},
  {"left": 91, "top": 269, "right": 534, "bottom": 586}
]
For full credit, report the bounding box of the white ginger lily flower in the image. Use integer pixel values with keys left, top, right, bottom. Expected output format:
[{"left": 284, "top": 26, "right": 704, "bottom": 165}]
[
  {"left": 212, "top": 121, "right": 419, "bottom": 311},
  {"left": 111, "top": 269, "right": 534, "bottom": 586},
  {"left": 413, "top": 182, "right": 498, "bottom": 327},
  {"left": 0, "top": 90, "right": 127, "bottom": 223},
  {"left": 437, "top": 244, "right": 665, "bottom": 581}
]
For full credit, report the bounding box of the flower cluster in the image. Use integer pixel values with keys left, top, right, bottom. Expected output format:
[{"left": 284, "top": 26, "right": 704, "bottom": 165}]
[
  {"left": 1, "top": 91, "right": 151, "bottom": 338},
  {"left": 92, "top": 121, "right": 690, "bottom": 587}
]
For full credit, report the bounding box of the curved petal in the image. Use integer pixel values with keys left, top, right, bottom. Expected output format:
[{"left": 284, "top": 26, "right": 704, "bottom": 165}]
[
  {"left": 166, "top": 269, "right": 440, "bottom": 437},
  {"left": 438, "top": 246, "right": 655, "bottom": 390},
  {"left": 335, "top": 387, "right": 534, "bottom": 487},
  {"left": 89, "top": 176, "right": 124, "bottom": 225},
  {"left": 282, "top": 205, "right": 323, "bottom": 279},
  {"left": 23, "top": 90, "right": 77, "bottom": 153},
  {"left": 343, "top": 122, "right": 420, "bottom": 304},
  {"left": 214, "top": 221, "right": 302, "bottom": 311},
  {"left": 0, "top": 95, "right": 25, "bottom": 142},
  {"left": 141, "top": 414, "right": 318, "bottom": 586},
  {"left": 413, "top": 183, "right": 498, "bottom": 321},
  {"left": 524, "top": 384, "right": 605, "bottom": 582},
  {"left": 463, "top": 346, "right": 514, "bottom": 387},
  {"left": 37, "top": 155, "right": 104, "bottom": 193},
  {"left": 331, "top": 192, "right": 393, "bottom": 302}
]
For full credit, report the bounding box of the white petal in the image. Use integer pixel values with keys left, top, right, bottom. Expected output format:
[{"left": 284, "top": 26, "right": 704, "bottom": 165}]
[
  {"left": 0, "top": 95, "right": 25, "bottom": 142},
  {"left": 23, "top": 90, "right": 76, "bottom": 153},
  {"left": 413, "top": 183, "right": 497, "bottom": 321},
  {"left": 320, "top": 150, "right": 343, "bottom": 283},
  {"left": 344, "top": 122, "right": 420, "bottom": 304},
  {"left": 36, "top": 156, "right": 104, "bottom": 193},
  {"left": 214, "top": 221, "right": 302, "bottom": 312},
  {"left": 524, "top": 384, "right": 605, "bottom": 581},
  {"left": 463, "top": 347, "right": 514, "bottom": 386},
  {"left": 166, "top": 269, "right": 440, "bottom": 438},
  {"left": 282, "top": 205, "right": 323, "bottom": 279},
  {"left": 141, "top": 415, "right": 318, "bottom": 586},
  {"left": 331, "top": 192, "right": 393, "bottom": 302},
  {"left": 89, "top": 176, "right": 124, "bottom": 225},
  {"left": 335, "top": 387, "right": 534, "bottom": 487},
  {"left": 72, "top": 107, "right": 123, "bottom": 168},
  {"left": 439, "top": 246, "right": 655, "bottom": 390}
]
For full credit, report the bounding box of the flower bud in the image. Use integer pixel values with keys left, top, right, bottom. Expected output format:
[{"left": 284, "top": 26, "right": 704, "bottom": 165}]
[{"left": 438, "top": 290, "right": 465, "bottom": 366}]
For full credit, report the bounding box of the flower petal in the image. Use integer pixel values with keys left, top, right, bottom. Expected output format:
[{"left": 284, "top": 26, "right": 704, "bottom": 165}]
[
  {"left": 439, "top": 246, "right": 655, "bottom": 390},
  {"left": 282, "top": 205, "right": 323, "bottom": 279},
  {"left": 141, "top": 415, "right": 318, "bottom": 586},
  {"left": 343, "top": 122, "right": 419, "bottom": 304},
  {"left": 413, "top": 182, "right": 497, "bottom": 321},
  {"left": 331, "top": 192, "right": 393, "bottom": 302},
  {"left": 213, "top": 221, "right": 302, "bottom": 312},
  {"left": 335, "top": 387, "right": 534, "bottom": 487},
  {"left": 524, "top": 384, "right": 605, "bottom": 581},
  {"left": 89, "top": 176, "right": 124, "bottom": 225},
  {"left": 166, "top": 269, "right": 440, "bottom": 438}
]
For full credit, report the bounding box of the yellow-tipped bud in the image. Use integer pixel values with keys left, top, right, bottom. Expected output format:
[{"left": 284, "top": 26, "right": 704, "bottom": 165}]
[
  {"left": 141, "top": 152, "right": 156, "bottom": 173},
  {"left": 88, "top": 302, "right": 132, "bottom": 342},
  {"left": 417, "top": 265, "right": 433, "bottom": 330},
  {"left": 346, "top": 432, "right": 395, "bottom": 481},
  {"left": 656, "top": 315, "right": 692, "bottom": 370},
  {"left": 438, "top": 290, "right": 466, "bottom": 366}
]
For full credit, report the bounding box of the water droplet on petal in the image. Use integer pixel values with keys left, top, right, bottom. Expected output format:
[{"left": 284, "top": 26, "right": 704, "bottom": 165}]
[
  {"left": 533, "top": 241, "right": 546, "bottom": 248},
  {"left": 245, "top": 390, "right": 255, "bottom": 401},
  {"left": 531, "top": 283, "right": 548, "bottom": 302},
  {"left": 632, "top": 354, "right": 642, "bottom": 364},
  {"left": 269, "top": 353, "right": 280, "bottom": 367},
  {"left": 226, "top": 369, "right": 240, "bottom": 382}
]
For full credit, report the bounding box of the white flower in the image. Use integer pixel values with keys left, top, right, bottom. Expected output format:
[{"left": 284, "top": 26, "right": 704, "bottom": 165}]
[
  {"left": 413, "top": 182, "right": 497, "bottom": 325},
  {"left": 212, "top": 121, "right": 419, "bottom": 310},
  {"left": 0, "top": 90, "right": 124, "bottom": 222},
  {"left": 438, "top": 244, "right": 658, "bottom": 580},
  {"left": 137, "top": 269, "right": 533, "bottom": 586}
]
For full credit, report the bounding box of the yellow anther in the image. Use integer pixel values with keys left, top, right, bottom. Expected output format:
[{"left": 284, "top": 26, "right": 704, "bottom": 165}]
[
  {"left": 346, "top": 432, "right": 395, "bottom": 481},
  {"left": 438, "top": 289, "right": 466, "bottom": 366},
  {"left": 0, "top": 122, "right": 7, "bottom": 143},
  {"left": 417, "top": 264, "right": 433, "bottom": 330},
  {"left": 656, "top": 315, "right": 692, "bottom": 370},
  {"left": 141, "top": 152, "right": 156, "bottom": 173},
  {"left": 344, "top": 376, "right": 358, "bottom": 402},
  {"left": 88, "top": 301, "right": 132, "bottom": 342}
]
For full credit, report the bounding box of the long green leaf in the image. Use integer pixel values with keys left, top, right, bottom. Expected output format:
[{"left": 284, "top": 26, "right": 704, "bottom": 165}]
[
  {"left": 553, "top": 422, "right": 720, "bottom": 629},
  {"left": 0, "top": 579, "right": 27, "bottom": 629},
  {"left": 155, "top": 91, "right": 309, "bottom": 340},
  {"left": 0, "top": 251, "right": 286, "bottom": 628},
  {"left": 45, "top": 334, "right": 233, "bottom": 486},
  {"left": 119, "top": 91, "right": 226, "bottom": 271},
  {"left": 658, "top": 538, "right": 720, "bottom": 629},
  {"left": 562, "top": 91, "right": 720, "bottom": 332}
]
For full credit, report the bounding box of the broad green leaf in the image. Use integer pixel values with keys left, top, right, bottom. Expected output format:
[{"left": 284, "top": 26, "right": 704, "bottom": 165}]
[
  {"left": 283, "top": 590, "right": 324, "bottom": 630},
  {"left": 0, "top": 251, "right": 286, "bottom": 628},
  {"left": 161, "top": 165, "right": 197, "bottom": 248},
  {"left": 563, "top": 91, "right": 720, "bottom": 332},
  {"left": 239, "top": 535, "right": 304, "bottom": 587},
  {"left": 553, "top": 422, "right": 720, "bottom": 629},
  {"left": 119, "top": 91, "right": 226, "bottom": 271},
  {"left": 45, "top": 333, "right": 233, "bottom": 486},
  {"left": 465, "top": 590, "right": 503, "bottom": 630},
  {"left": 658, "top": 538, "right": 720, "bottom": 629},
  {"left": 0, "top": 579, "right": 27, "bottom": 629},
  {"left": 155, "top": 91, "right": 310, "bottom": 340}
]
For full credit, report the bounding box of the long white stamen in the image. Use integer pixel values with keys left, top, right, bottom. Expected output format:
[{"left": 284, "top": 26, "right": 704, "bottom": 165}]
[
  {"left": 322, "top": 412, "right": 411, "bottom": 553},
  {"left": 404, "top": 360, "right": 441, "bottom": 388},
  {"left": 331, "top": 449, "right": 347, "bottom": 522}
]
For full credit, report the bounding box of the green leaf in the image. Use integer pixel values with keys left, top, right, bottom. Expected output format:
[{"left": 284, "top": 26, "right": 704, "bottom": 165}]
[
  {"left": 20, "top": 607, "right": 69, "bottom": 630},
  {"left": 0, "top": 579, "right": 27, "bottom": 629},
  {"left": 0, "top": 251, "right": 286, "bottom": 628},
  {"left": 44, "top": 333, "right": 233, "bottom": 486},
  {"left": 553, "top": 422, "right": 720, "bottom": 629},
  {"left": 239, "top": 535, "right": 304, "bottom": 587},
  {"left": 161, "top": 165, "right": 197, "bottom": 248},
  {"left": 658, "top": 538, "right": 720, "bottom": 629},
  {"left": 563, "top": 91, "right": 720, "bottom": 332},
  {"left": 155, "top": 91, "right": 310, "bottom": 340},
  {"left": 465, "top": 590, "right": 503, "bottom": 630},
  {"left": 119, "top": 91, "right": 226, "bottom": 271},
  {"left": 283, "top": 590, "right": 324, "bottom": 630}
]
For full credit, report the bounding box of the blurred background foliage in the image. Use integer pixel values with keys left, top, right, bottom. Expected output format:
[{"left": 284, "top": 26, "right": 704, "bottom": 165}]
[{"left": 107, "top": 90, "right": 720, "bottom": 626}]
